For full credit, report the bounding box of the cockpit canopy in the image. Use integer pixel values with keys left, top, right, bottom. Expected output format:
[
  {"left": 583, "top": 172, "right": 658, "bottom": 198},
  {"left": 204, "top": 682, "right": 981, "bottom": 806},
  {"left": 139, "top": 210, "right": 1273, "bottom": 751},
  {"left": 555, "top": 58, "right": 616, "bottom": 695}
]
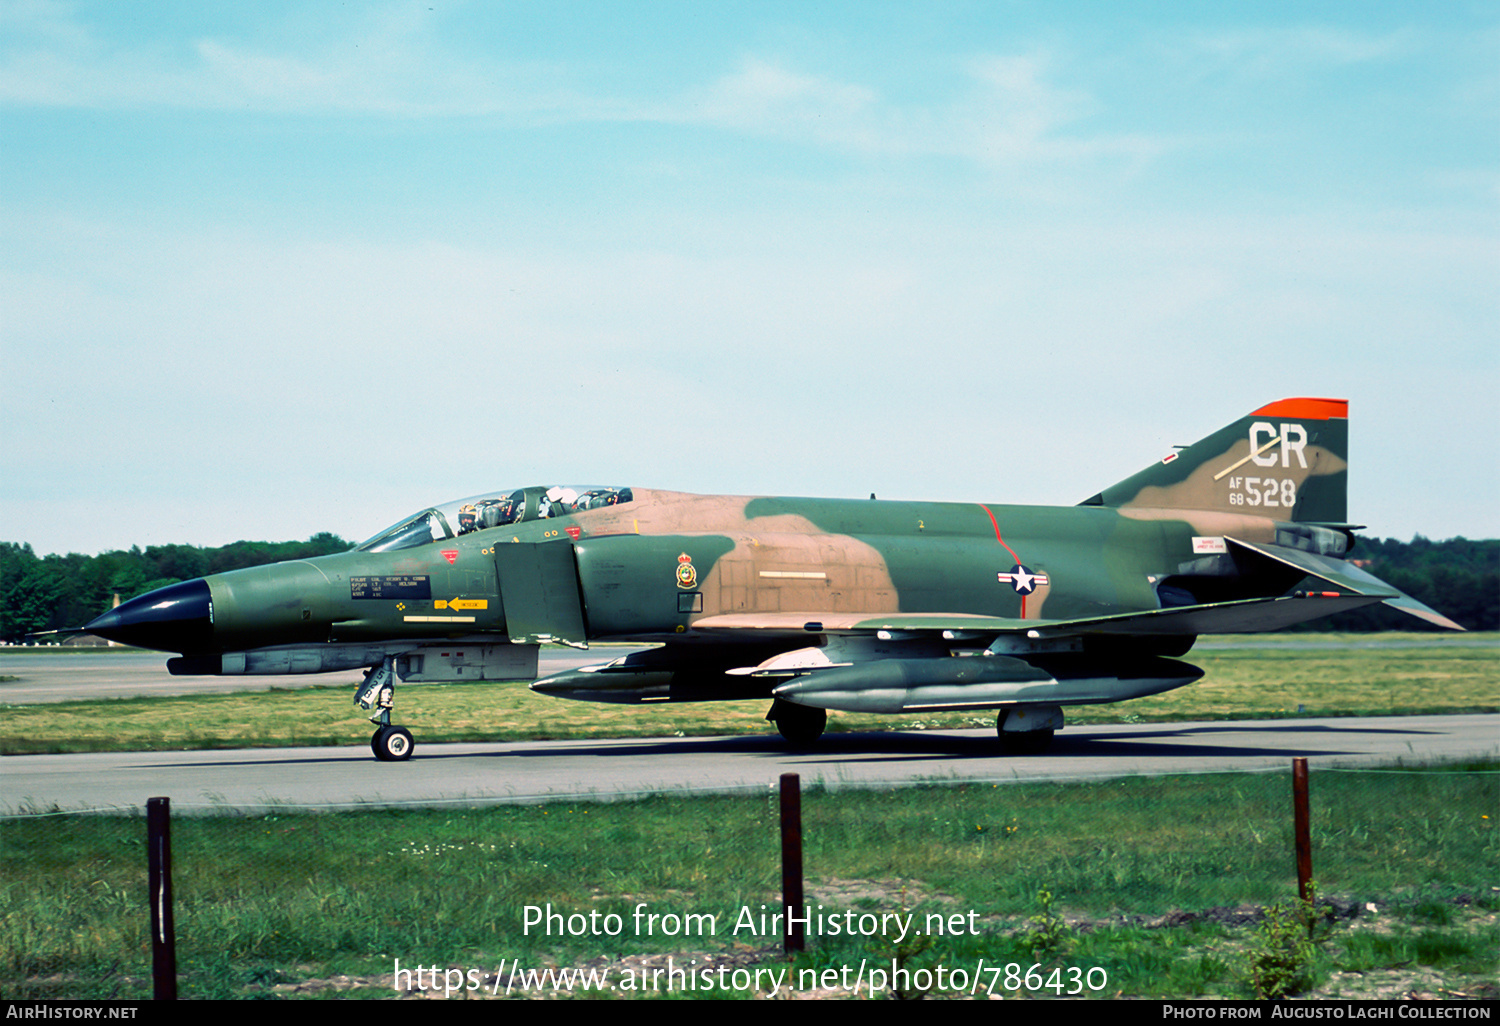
[{"left": 356, "top": 486, "right": 633, "bottom": 553}]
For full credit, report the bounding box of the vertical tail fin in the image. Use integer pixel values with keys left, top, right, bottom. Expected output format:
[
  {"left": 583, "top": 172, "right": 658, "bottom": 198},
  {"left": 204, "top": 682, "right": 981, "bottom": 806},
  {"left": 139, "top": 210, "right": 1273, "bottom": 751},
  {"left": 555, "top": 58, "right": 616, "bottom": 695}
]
[{"left": 1084, "top": 398, "right": 1349, "bottom": 523}]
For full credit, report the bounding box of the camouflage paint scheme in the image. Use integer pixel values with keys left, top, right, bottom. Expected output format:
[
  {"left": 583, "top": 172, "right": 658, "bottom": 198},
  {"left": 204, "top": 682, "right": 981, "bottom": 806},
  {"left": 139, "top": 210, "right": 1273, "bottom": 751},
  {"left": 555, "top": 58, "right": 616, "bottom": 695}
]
[{"left": 83, "top": 399, "right": 1459, "bottom": 760}]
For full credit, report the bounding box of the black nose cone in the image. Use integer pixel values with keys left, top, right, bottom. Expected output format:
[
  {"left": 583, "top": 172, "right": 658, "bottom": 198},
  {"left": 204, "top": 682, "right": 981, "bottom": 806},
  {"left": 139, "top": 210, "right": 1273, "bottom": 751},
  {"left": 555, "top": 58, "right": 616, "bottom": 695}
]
[{"left": 85, "top": 578, "right": 214, "bottom": 653}]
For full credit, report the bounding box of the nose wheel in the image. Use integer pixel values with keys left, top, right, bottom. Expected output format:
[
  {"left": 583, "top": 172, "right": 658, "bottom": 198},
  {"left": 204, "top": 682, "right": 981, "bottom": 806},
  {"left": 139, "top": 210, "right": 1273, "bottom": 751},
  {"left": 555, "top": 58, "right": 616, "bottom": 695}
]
[
  {"left": 357, "top": 658, "right": 417, "bottom": 761},
  {"left": 372, "top": 724, "right": 415, "bottom": 761}
]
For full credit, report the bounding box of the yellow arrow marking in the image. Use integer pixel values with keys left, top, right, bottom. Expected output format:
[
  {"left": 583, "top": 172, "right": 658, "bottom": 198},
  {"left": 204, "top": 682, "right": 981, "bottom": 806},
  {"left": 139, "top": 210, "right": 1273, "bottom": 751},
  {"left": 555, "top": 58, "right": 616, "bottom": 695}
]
[{"left": 435, "top": 599, "right": 489, "bottom": 611}]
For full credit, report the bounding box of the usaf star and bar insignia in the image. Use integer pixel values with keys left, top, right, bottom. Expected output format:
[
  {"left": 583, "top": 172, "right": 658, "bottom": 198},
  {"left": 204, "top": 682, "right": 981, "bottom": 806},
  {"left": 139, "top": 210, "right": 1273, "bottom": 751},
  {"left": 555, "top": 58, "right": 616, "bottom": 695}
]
[{"left": 997, "top": 564, "right": 1049, "bottom": 595}]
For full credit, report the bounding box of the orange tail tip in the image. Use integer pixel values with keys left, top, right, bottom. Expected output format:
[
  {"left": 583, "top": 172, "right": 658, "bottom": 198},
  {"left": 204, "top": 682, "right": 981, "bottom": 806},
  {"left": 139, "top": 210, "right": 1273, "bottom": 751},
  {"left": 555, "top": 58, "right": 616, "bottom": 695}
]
[{"left": 1252, "top": 397, "right": 1347, "bottom": 420}]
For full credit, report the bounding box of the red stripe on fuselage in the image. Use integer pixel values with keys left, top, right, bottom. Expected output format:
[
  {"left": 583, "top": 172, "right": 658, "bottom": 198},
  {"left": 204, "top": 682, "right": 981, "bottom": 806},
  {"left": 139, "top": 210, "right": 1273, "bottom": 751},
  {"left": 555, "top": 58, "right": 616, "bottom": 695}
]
[{"left": 978, "top": 504, "right": 1028, "bottom": 618}]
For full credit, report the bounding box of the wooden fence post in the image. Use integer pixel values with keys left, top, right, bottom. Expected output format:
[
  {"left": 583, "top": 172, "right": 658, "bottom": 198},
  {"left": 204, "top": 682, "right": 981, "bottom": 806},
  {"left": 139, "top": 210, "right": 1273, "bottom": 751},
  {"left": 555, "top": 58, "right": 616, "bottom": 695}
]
[
  {"left": 147, "top": 796, "right": 177, "bottom": 1000},
  {"left": 779, "top": 774, "right": 804, "bottom": 953}
]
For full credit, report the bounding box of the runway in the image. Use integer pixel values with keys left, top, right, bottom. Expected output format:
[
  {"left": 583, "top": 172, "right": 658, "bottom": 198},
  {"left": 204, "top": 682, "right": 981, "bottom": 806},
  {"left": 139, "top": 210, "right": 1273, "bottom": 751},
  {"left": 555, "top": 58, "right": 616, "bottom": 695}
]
[{"left": 5, "top": 715, "right": 1495, "bottom": 816}]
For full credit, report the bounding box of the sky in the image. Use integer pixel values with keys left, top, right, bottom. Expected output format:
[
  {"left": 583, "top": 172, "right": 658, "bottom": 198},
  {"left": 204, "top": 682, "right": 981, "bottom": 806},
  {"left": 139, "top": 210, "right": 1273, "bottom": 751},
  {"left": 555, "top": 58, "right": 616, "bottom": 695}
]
[{"left": 2, "top": 1, "right": 1496, "bottom": 555}]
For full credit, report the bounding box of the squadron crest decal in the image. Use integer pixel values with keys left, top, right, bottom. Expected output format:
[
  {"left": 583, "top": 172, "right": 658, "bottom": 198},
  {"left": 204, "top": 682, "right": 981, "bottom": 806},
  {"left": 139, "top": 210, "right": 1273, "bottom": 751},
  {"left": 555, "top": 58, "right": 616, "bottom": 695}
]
[{"left": 676, "top": 552, "right": 698, "bottom": 589}]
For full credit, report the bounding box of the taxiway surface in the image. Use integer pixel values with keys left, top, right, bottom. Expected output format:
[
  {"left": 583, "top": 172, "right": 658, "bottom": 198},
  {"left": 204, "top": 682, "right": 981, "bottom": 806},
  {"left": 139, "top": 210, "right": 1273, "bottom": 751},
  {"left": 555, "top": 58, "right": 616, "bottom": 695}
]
[{"left": 5, "top": 715, "right": 1495, "bottom": 815}]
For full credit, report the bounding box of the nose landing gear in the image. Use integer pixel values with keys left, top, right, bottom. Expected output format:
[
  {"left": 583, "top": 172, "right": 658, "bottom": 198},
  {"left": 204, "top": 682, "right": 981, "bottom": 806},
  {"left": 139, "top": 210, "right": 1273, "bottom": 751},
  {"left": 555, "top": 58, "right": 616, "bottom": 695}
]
[{"left": 356, "top": 658, "right": 416, "bottom": 761}]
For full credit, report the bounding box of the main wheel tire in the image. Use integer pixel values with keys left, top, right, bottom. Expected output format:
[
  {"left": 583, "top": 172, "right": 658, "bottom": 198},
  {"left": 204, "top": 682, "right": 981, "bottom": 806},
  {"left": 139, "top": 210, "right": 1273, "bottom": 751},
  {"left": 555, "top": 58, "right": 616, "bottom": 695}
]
[
  {"left": 372, "top": 725, "right": 415, "bottom": 761},
  {"left": 995, "top": 710, "right": 1054, "bottom": 754},
  {"left": 770, "top": 701, "right": 826, "bottom": 746},
  {"left": 999, "top": 727, "right": 1055, "bottom": 754}
]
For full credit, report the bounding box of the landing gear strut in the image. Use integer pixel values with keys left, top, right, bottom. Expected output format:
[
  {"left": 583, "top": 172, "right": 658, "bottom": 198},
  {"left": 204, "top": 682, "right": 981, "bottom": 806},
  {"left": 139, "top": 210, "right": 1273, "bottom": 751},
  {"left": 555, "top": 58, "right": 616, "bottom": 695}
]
[
  {"left": 767, "top": 698, "right": 827, "bottom": 746},
  {"left": 356, "top": 658, "right": 416, "bottom": 761}
]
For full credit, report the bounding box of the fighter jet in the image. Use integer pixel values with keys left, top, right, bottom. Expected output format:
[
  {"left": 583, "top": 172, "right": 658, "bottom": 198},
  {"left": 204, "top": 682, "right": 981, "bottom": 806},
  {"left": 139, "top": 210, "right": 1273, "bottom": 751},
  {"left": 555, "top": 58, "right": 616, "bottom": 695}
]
[{"left": 81, "top": 398, "right": 1459, "bottom": 760}]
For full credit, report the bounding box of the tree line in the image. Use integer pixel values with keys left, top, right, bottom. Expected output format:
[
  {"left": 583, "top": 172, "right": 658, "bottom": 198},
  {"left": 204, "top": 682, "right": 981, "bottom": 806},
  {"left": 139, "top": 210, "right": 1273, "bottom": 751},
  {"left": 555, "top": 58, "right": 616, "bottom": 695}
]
[
  {"left": 1, "top": 533, "right": 1495, "bottom": 643},
  {"left": 1302, "top": 535, "right": 1496, "bottom": 633}
]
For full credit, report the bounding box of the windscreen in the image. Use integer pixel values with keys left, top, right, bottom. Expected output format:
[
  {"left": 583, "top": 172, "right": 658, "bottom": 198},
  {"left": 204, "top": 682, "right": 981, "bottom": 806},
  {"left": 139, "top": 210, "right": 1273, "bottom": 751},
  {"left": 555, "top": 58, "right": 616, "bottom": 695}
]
[{"left": 356, "top": 486, "right": 632, "bottom": 553}]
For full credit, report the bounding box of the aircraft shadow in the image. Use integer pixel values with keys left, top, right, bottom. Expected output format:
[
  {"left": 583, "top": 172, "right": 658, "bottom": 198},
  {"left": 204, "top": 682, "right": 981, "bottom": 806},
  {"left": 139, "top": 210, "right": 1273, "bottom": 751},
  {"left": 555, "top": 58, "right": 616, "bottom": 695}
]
[
  {"left": 136, "top": 721, "right": 1443, "bottom": 771},
  {"left": 415, "top": 725, "right": 1407, "bottom": 765}
]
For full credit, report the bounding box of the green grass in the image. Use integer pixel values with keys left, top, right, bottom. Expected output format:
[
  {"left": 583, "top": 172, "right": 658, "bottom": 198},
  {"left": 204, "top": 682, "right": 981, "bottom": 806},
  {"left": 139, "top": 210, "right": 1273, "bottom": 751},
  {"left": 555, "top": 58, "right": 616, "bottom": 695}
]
[
  {"left": 3, "top": 638, "right": 1492, "bottom": 1000},
  {"left": 1, "top": 634, "right": 1496, "bottom": 755},
  {"left": 3, "top": 763, "right": 1495, "bottom": 999}
]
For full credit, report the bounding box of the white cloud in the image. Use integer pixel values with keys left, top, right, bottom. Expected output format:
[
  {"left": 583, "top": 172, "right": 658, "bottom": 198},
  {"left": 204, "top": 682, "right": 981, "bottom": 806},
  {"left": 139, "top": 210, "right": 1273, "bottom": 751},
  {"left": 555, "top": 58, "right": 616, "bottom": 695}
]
[
  {"left": 679, "top": 57, "right": 878, "bottom": 136},
  {"left": 1187, "top": 25, "right": 1409, "bottom": 77},
  {"left": 0, "top": 5, "right": 1158, "bottom": 177},
  {"left": 0, "top": 2, "right": 572, "bottom": 116},
  {"left": 656, "top": 50, "right": 1162, "bottom": 178}
]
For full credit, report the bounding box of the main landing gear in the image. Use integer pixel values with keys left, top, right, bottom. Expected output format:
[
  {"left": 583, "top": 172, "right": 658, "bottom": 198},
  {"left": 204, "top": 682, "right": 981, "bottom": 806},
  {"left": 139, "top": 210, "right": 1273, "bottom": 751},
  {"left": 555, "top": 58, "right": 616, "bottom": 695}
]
[
  {"left": 356, "top": 658, "right": 416, "bottom": 761},
  {"left": 767, "top": 698, "right": 827, "bottom": 746},
  {"left": 996, "top": 705, "right": 1061, "bottom": 754}
]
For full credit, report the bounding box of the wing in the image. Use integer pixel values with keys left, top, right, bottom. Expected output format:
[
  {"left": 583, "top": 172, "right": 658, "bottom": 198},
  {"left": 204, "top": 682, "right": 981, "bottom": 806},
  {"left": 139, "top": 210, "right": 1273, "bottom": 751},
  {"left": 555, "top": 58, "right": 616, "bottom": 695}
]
[{"left": 534, "top": 545, "right": 1455, "bottom": 713}]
